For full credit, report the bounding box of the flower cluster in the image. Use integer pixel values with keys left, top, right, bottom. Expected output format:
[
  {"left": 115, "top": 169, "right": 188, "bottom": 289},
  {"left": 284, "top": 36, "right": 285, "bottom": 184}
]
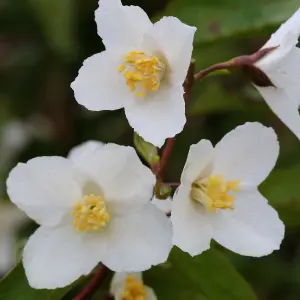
[{"left": 7, "top": 0, "right": 300, "bottom": 294}]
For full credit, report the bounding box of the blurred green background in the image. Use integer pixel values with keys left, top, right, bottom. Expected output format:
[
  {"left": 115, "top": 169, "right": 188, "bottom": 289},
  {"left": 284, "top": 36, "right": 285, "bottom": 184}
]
[{"left": 1, "top": 0, "right": 300, "bottom": 299}]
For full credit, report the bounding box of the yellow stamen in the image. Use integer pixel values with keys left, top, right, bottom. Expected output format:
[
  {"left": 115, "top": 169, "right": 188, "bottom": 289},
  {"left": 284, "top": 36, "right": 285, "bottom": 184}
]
[
  {"left": 72, "top": 194, "right": 110, "bottom": 231},
  {"left": 121, "top": 275, "right": 147, "bottom": 300},
  {"left": 191, "top": 174, "right": 240, "bottom": 212},
  {"left": 119, "top": 51, "right": 165, "bottom": 97},
  {"left": 136, "top": 92, "right": 146, "bottom": 98},
  {"left": 119, "top": 65, "right": 126, "bottom": 72}
]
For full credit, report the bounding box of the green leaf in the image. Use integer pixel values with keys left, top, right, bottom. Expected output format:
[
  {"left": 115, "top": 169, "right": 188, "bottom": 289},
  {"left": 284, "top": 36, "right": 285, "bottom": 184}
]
[
  {"left": 188, "top": 81, "right": 245, "bottom": 116},
  {"left": 0, "top": 263, "right": 75, "bottom": 300},
  {"left": 159, "top": 0, "right": 299, "bottom": 45},
  {"left": 27, "top": 0, "right": 76, "bottom": 59},
  {"left": 134, "top": 133, "right": 160, "bottom": 166},
  {"left": 144, "top": 247, "right": 257, "bottom": 300},
  {"left": 260, "top": 164, "right": 300, "bottom": 227}
]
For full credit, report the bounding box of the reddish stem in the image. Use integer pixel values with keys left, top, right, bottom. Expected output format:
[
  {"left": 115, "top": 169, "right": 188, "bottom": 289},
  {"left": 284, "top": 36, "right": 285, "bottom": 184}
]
[
  {"left": 156, "top": 137, "right": 176, "bottom": 179},
  {"left": 194, "top": 61, "right": 233, "bottom": 81},
  {"left": 73, "top": 265, "right": 107, "bottom": 300}
]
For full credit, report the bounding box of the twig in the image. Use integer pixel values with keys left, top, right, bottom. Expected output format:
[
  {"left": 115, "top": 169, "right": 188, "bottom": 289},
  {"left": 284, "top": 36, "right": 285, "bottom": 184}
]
[
  {"left": 156, "top": 137, "right": 176, "bottom": 179},
  {"left": 193, "top": 46, "right": 277, "bottom": 82},
  {"left": 194, "top": 61, "right": 233, "bottom": 81},
  {"left": 73, "top": 265, "right": 108, "bottom": 300}
]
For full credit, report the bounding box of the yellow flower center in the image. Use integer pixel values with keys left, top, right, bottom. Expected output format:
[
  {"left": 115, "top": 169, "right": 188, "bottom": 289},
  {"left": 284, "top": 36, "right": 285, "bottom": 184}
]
[
  {"left": 72, "top": 194, "right": 110, "bottom": 231},
  {"left": 119, "top": 51, "right": 166, "bottom": 98},
  {"left": 191, "top": 174, "right": 240, "bottom": 212},
  {"left": 121, "top": 275, "right": 147, "bottom": 300}
]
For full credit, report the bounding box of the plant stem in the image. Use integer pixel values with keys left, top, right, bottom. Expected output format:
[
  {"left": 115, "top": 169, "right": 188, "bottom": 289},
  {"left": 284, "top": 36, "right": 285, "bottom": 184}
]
[
  {"left": 73, "top": 265, "right": 108, "bottom": 300},
  {"left": 194, "top": 61, "right": 233, "bottom": 81},
  {"left": 156, "top": 137, "right": 176, "bottom": 179}
]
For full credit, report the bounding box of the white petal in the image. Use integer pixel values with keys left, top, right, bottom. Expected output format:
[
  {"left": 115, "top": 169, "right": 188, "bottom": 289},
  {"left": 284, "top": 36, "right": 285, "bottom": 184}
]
[
  {"left": 124, "top": 86, "right": 186, "bottom": 147},
  {"left": 23, "top": 223, "right": 107, "bottom": 289},
  {"left": 257, "top": 46, "right": 300, "bottom": 91},
  {"left": 78, "top": 144, "right": 155, "bottom": 209},
  {"left": 213, "top": 122, "right": 279, "bottom": 188},
  {"left": 71, "top": 52, "right": 128, "bottom": 111},
  {"left": 151, "top": 196, "right": 172, "bottom": 214},
  {"left": 142, "top": 16, "right": 196, "bottom": 85},
  {"left": 102, "top": 203, "right": 172, "bottom": 271},
  {"left": 171, "top": 185, "right": 213, "bottom": 256},
  {"left": 260, "top": 9, "right": 300, "bottom": 61},
  {"left": 68, "top": 140, "right": 104, "bottom": 163},
  {"left": 212, "top": 190, "right": 284, "bottom": 257},
  {"left": 7, "top": 157, "right": 81, "bottom": 227},
  {"left": 181, "top": 139, "right": 214, "bottom": 185},
  {"left": 95, "top": 0, "right": 152, "bottom": 50},
  {"left": 256, "top": 86, "right": 300, "bottom": 140}
]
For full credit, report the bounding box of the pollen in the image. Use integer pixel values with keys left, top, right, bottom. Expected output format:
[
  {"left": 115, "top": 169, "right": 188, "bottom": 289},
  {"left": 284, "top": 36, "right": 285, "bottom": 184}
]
[
  {"left": 121, "top": 275, "right": 147, "bottom": 300},
  {"left": 72, "top": 194, "right": 110, "bottom": 232},
  {"left": 119, "top": 51, "right": 166, "bottom": 98},
  {"left": 191, "top": 174, "right": 240, "bottom": 212}
]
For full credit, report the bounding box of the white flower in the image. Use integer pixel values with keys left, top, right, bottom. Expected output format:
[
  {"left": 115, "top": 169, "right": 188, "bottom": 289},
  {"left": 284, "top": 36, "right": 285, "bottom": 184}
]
[
  {"left": 254, "top": 8, "right": 300, "bottom": 140},
  {"left": 171, "top": 123, "right": 284, "bottom": 257},
  {"left": 71, "top": 0, "right": 196, "bottom": 147},
  {"left": 6, "top": 142, "right": 172, "bottom": 289},
  {"left": 67, "top": 140, "right": 104, "bottom": 161},
  {"left": 152, "top": 196, "right": 172, "bottom": 214},
  {"left": 110, "top": 272, "right": 156, "bottom": 300}
]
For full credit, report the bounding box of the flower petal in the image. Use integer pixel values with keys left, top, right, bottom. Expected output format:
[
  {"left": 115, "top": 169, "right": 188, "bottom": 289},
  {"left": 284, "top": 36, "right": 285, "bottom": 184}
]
[
  {"left": 71, "top": 52, "right": 128, "bottom": 111},
  {"left": 95, "top": 0, "right": 152, "bottom": 50},
  {"left": 7, "top": 157, "right": 81, "bottom": 227},
  {"left": 254, "top": 47, "right": 300, "bottom": 138},
  {"left": 102, "top": 203, "right": 172, "bottom": 271},
  {"left": 258, "top": 47, "right": 300, "bottom": 90},
  {"left": 23, "top": 223, "right": 107, "bottom": 289},
  {"left": 255, "top": 85, "right": 300, "bottom": 140},
  {"left": 260, "top": 9, "right": 300, "bottom": 61},
  {"left": 213, "top": 122, "right": 279, "bottom": 188},
  {"left": 181, "top": 139, "right": 214, "bottom": 185},
  {"left": 142, "top": 16, "right": 196, "bottom": 85},
  {"left": 171, "top": 185, "right": 213, "bottom": 256},
  {"left": 124, "top": 86, "right": 186, "bottom": 147},
  {"left": 77, "top": 144, "right": 155, "bottom": 208},
  {"left": 151, "top": 196, "right": 172, "bottom": 214},
  {"left": 68, "top": 140, "right": 104, "bottom": 164},
  {"left": 212, "top": 190, "right": 284, "bottom": 257}
]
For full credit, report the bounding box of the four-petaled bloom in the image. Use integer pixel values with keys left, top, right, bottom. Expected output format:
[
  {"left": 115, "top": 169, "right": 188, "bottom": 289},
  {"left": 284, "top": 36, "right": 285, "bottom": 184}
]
[
  {"left": 171, "top": 123, "right": 284, "bottom": 257},
  {"left": 110, "top": 272, "right": 157, "bottom": 300},
  {"left": 254, "top": 8, "right": 300, "bottom": 140},
  {"left": 71, "top": 0, "right": 196, "bottom": 147},
  {"left": 6, "top": 142, "right": 172, "bottom": 289}
]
